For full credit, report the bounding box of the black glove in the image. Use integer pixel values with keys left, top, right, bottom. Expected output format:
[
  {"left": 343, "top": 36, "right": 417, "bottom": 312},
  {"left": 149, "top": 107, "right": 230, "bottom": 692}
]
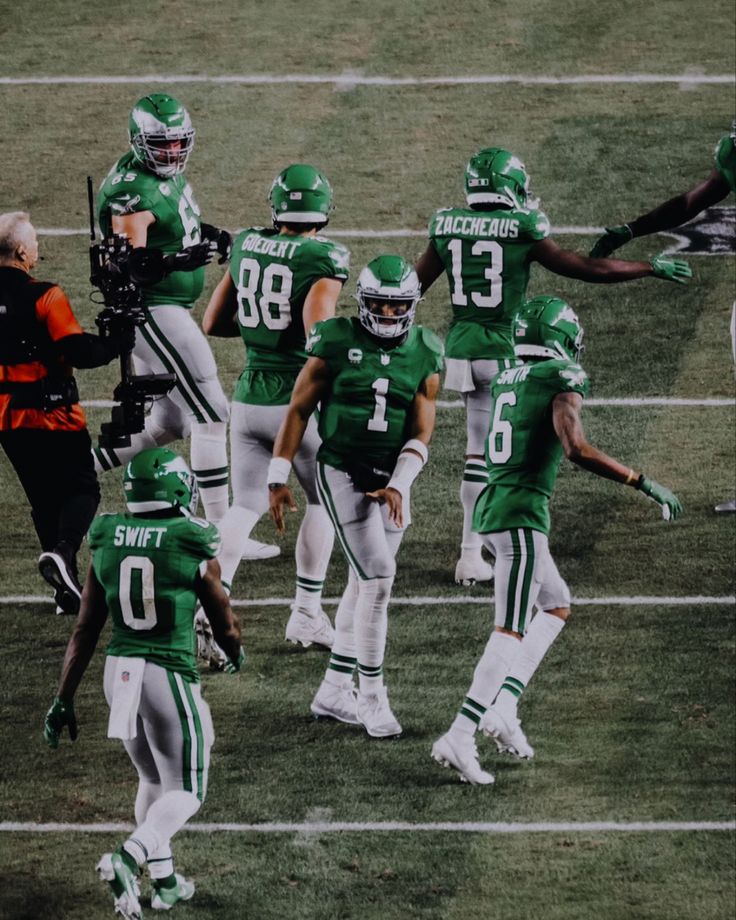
[
  {"left": 162, "top": 242, "right": 214, "bottom": 273},
  {"left": 201, "top": 223, "right": 233, "bottom": 264}
]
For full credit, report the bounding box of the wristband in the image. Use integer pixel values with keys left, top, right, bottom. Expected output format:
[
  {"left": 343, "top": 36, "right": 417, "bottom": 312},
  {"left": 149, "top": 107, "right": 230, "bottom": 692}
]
[
  {"left": 267, "top": 457, "right": 292, "bottom": 486},
  {"left": 387, "top": 439, "right": 428, "bottom": 497}
]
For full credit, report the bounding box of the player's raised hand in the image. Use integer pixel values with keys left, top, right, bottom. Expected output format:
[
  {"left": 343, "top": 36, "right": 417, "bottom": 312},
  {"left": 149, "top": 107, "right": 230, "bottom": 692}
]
[
  {"left": 366, "top": 486, "right": 404, "bottom": 528},
  {"left": 637, "top": 476, "right": 683, "bottom": 521},
  {"left": 43, "top": 697, "right": 78, "bottom": 748},
  {"left": 589, "top": 225, "right": 633, "bottom": 258},
  {"left": 650, "top": 254, "right": 692, "bottom": 285},
  {"left": 269, "top": 484, "right": 297, "bottom": 534}
]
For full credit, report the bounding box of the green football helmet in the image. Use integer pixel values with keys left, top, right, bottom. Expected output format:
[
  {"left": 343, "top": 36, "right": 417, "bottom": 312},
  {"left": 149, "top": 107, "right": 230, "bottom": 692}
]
[
  {"left": 123, "top": 448, "right": 198, "bottom": 515},
  {"left": 129, "top": 94, "right": 195, "bottom": 178},
  {"left": 464, "top": 147, "right": 532, "bottom": 209},
  {"left": 269, "top": 164, "right": 333, "bottom": 226},
  {"left": 356, "top": 254, "right": 421, "bottom": 340},
  {"left": 514, "top": 296, "right": 585, "bottom": 362}
]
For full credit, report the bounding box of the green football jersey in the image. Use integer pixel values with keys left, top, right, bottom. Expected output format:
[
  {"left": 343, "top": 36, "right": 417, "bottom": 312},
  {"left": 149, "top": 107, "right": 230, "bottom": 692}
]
[
  {"left": 229, "top": 228, "right": 350, "bottom": 406},
  {"left": 307, "top": 316, "right": 444, "bottom": 472},
  {"left": 714, "top": 134, "right": 736, "bottom": 194},
  {"left": 429, "top": 205, "right": 550, "bottom": 361},
  {"left": 89, "top": 511, "right": 221, "bottom": 682},
  {"left": 97, "top": 152, "right": 205, "bottom": 308},
  {"left": 473, "top": 359, "right": 589, "bottom": 536}
]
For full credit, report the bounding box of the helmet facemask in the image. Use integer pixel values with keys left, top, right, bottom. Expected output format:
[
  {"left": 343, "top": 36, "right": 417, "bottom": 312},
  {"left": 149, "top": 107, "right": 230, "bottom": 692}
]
[
  {"left": 129, "top": 95, "right": 195, "bottom": 178},
  {"left": 355, "top": 255, "right": 421, "bottom": 342}
]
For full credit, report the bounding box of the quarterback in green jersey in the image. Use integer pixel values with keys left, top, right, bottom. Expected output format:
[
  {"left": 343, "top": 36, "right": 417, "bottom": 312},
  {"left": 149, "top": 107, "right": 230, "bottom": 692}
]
[
  {"left": 269, "top": 255, "right": 443, "bottom": 738},
  {"left": 94, "top": 94, "right": 235, "bottom": 532},
  {"left": 591, "top": 123, "right": 736, "bottom": 513},
  {"left": 202, "top": 164, "right": 349, "bottom": 652},
  {"left": 44, "top": 448, "right": 242, "bottom": 918},
  {"left": 432, "top": 297, "right": 682, "bottom": 785},
  {"left": 415, "top": 147, "right": 692, "bottom": 587}
]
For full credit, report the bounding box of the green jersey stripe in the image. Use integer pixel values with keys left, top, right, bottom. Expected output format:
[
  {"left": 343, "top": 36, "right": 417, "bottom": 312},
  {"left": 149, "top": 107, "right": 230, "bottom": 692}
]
[{"left": 316, "top": 463, "right": 368, "bottom": 580}]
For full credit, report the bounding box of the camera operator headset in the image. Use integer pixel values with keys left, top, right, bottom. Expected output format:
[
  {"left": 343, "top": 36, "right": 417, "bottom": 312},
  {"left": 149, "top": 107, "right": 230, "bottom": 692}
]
[{"left": 0, "top": 211, "right": 132, "bottom": 614}]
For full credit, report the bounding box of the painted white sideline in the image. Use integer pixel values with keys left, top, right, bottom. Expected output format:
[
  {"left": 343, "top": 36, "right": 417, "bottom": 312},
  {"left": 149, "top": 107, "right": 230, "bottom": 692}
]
[
  {"left": 1, "top": 594, "right": 733, "bottom": 607},
  {"left": 81, "top": 397, "right": 735, "bottom": 410},
  {"left": 1, "top": 73, "right": 733, "bottom": 87},
  {"left": 0, "top": 820, "right": 733, "bottom": 834}
]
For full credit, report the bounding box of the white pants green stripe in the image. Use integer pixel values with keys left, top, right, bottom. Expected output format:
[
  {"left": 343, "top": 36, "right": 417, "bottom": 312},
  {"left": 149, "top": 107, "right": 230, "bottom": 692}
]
[
  {"left": 481, "top": 529, "right": 570, "bottom": 635},
  {"left": 104, "top": 657, "right": 214, "bottom": 804}
]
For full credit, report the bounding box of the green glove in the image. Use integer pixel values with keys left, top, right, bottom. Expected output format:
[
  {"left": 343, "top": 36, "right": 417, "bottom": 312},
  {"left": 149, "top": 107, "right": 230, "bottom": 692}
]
[
  {"left": 44, "top": 697, "right": 78, "bottom": 748},
  {"left": 650, "top": 254, "right": 692, "bottom": 285},
  {"left": 638, "top": 476, "right": 683, "bottom": 521},
  {"left": 224, "top": 647, "right": 246, "bottom": 674},
  {"left": 589, "top": 225, "right": 633, "bottom": 258}
]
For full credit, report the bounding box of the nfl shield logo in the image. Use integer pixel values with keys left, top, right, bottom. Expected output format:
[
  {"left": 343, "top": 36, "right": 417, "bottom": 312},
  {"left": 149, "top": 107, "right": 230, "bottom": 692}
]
[{"left": 122, "top": 671, "right": 130, "bottom": 683}]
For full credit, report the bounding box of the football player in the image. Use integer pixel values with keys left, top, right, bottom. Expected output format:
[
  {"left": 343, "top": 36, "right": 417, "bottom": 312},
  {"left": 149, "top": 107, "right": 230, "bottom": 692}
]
[
  {"left": 202, "top": 164, "right": 349, "bottom": 651},
  {"left": 269, "top": 255, "right": 443, "bottom": 738},
  {"left": 431, "top": 297, "right": 682, "bottom": 785},
  {"left": 415, "top": 148, "right": 692, "bottom": 585},
  {"left": 94, "top": 94, "right": 273, "bottom": 558},
  {"left": 43, "top": 447, "right": 243, "bottom": 918},
  {"left": 591, "top": 123, "right": 735, "bottom": 512}
]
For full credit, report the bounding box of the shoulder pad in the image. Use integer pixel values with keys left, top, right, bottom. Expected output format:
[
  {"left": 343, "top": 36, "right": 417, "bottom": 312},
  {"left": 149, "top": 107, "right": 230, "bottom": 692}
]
[
  {"left": 555, "top": 362, "right": 589, "bottom": 393},
  {"left": 306, "top": 315, "right": 352, "bottom": 354},
  {"left": 714, "top": 134, "right": 736, "bottom": 169},
  {"left": 524, "top": 209, "right": 551, "bottom": 240},
  {"left": 417, "top": 325, "right": 445, "bottom": 357}
]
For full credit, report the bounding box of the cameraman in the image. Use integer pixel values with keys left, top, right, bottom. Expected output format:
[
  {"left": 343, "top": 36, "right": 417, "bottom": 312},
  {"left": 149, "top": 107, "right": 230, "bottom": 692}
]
[{"left": 0, "top": 212, "right": 129, "bottom": 614}]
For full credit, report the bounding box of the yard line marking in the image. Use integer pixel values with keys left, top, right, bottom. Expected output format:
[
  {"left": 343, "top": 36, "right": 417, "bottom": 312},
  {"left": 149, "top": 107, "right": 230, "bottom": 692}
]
[
  {"left": 81, "top": 398, "right": 735, "bottom": 410},
  {"left": 1, "top": 73, "right": 733, "bottom": 87},
  {"left": 2, "top": 595, "right": 733, "bottom": 607},
  {"left": 0, "top": 820, "right": 732, "bottom": 834}
]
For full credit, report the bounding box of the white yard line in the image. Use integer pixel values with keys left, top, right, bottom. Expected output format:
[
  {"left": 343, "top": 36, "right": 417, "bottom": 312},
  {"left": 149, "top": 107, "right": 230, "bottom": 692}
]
[
  {"left": 1, "top": 73, "right": 733, "bottom": 87},
  {"left": 1, "top": 595, "right": 733, "bottom": 607},
  {"left": 81, "top": 398, "right": 735, "bottom": 410},
  {"left": 0, "top": 819, "right": 732, "bottom": 834}
]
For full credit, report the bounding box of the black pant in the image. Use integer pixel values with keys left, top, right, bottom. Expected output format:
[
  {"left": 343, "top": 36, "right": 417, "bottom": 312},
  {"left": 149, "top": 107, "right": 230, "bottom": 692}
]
[{"left": 0, "top": 427, "right": 100, "bottom": 555}]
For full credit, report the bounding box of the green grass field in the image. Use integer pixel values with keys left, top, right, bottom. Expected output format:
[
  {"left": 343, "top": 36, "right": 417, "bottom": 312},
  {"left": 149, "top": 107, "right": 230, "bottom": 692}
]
[{"left": 0, "top": 2, "right": 734, "bottom": 918}]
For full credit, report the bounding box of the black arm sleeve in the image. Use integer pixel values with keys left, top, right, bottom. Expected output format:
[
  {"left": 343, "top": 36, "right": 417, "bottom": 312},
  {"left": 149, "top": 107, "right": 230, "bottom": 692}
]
[{"left": 55, "top": 333, "right": 122, "bottom": 368}]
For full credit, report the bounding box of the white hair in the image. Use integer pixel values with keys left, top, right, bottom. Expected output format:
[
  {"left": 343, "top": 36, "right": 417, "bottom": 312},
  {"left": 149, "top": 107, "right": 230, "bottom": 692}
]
[{"left": 0, "top": 211, "right": 34, "bottom": 259}]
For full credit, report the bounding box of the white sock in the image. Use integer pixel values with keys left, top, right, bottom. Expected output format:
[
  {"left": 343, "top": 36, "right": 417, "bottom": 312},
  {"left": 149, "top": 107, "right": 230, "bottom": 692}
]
[
  {"left": 134, "top": 779, "right": 161, "bottom": 825},
  {"left": 191, "top": 421, "right": 229, "bottom": 523},
  {"left": 494, "top": 611, "right": 566, "bottom": 718},
  {"left": 355, "top": 575, "right": 394, "bottom": 694},
  {"left": 216, "top": 506, "right": 260, "bottom": 589},
  {"left": 294, "top": 504, "right": 334, "bottom": 614},
  {"left": 148, "top": 851, "right": 175, "bottom": 881},
  {"left": 450, "top": 631, "right": 520, "bottom": 734},
  {"left": 125, "top": 790, "right": 201, "bottom": 863},
  {"left": 460, "top": 460, "right": 487, "bottom": 557}
]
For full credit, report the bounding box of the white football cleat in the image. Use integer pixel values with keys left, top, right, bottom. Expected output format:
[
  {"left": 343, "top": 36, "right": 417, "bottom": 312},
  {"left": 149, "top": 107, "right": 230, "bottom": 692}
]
[
  {"left": 194, "top": 608, "right": 228, "bottom": 671},
  {"left": 714, "top": 498, "right": 736, "bottom": 513},
  {"left": 454, "top": 555, "right": 494, "bottom": 586},
  {"left": 96, "top": 850, "right": 142, "bottom": 920},
  {"left": 151, "top": 872, "right": 195, "bottom": 910},
  {"left": 311, "top": 679, "right": 359, "bottom": 724},
  {"left": 481, "top": 708, "right": 535, "bottom": 760},
  {"left": 285, "top": 607, "right": 335, "bottom": 649},
  {"left": 241, "top": 538, "right": 280, "bottom": 561},
  {"left": 356, "top": 688, "right": 402, "bottom": 738},
  {"left": 431, "top": 731, "right": 495, "bottom": 785}
]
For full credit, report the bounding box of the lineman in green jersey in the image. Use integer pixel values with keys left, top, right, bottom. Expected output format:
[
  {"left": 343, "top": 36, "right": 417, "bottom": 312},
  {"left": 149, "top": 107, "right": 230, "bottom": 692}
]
[
  {"left": 94, "top": 94, "right": 238, "bottom": 533},
  {"left": 202, "top": 164, "right": 349, "bottom": 652},
  {"left": 44, "top": 448, "right": 243, "bottom": 919},
  {"left": 269, "top": 255, "right": 443, "bottom": 738},
  {"left": 415, "top": 147, "right": 692, "bottom": 586},
  {"left": 591, "top": 122, "right": 736, "bottom": 512},
  {"left": 431, "top": 297, "right": 682, "bottom": 785}
]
